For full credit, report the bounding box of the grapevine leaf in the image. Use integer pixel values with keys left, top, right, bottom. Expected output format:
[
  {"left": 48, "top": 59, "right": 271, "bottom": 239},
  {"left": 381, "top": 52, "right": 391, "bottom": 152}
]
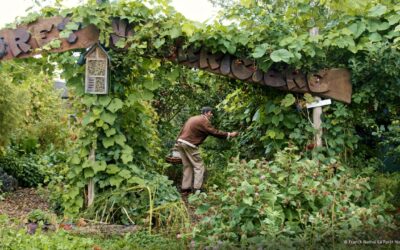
[
  {"left": 70, "top": 155, "right": 81, "bottom": 165},
  {"left": 154, "top": 38, "right": 165, "bottom": 49},
  {"left": 127, "top": 176, "right": 146, "bottom": 185},
  {"left": 92, "top": 161, "right": 107, "bottom": 173},
  {"left": 281, "top": 94, "right": 296, "bottom": 107},
  {"left": 98, "top": 96, "right": 112, "bottom": 106},
  {"left": 141, "top": 90, "right": 154, "bottom": 100},
  {"left": 106, "top": 164, "right": 120, "bottom": 174},
  {"left": 348, "top": 22, "right": 366, "bottom": 38},
  {"left": 109, "top": 175, "right": 124, "bottom": 187},
  {"left": 119, "top": 169, "right": 132, "bottom": 179},
  {"left": 84, "top": 168, "right": 95, "bottom": 178},
  {"left": 368, "top": 4, "right": 387, "bottom": 17},
  {"left": 195, "top": 204, "right": 210, "bottom": 215},
  {"left": 100, "top": 112, "right": 117, "bottom": 125},
  {"left": 105, "top": 128, "right": 116, "bottom": 137},
  {"left": 82, "top": 96, "right": 97, "bottom": 107},
  {"left": 243, "top": 197, "right": 253, "bottom": 206},
  {"left": 121, "top": 153, "right": 133, "bottom": 164},
  {"left": 270, "top": 49, "right": 293, "bottom": 63},
  {"left": 102, "top": 137, "right": 115, "bottom": 148},
  {"left": 266, "top": 130, "right": 276, "bottom": 139},
  {"left": 107, "top": 98, "right": 124, "bottom": 113},
  {"left": 252, "top": 43, "right": 269, "bottom": 58},
  {"left": 144, "top": 79, "right": 160, "bottom": 91},
  {"left": 182, "top": 22, "right": 195, "bottom": 36},
  {"left": 115, "top": 134, "right": 127, "bottom": 146}
]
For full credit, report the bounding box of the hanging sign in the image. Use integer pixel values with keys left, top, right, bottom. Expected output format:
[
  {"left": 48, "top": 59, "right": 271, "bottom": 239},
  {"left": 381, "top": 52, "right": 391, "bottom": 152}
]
[{"left": 306, "top": 99, "right": 332, "bottom": 109}]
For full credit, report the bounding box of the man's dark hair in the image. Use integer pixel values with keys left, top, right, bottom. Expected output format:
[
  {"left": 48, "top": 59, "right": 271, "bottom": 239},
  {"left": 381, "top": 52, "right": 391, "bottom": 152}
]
[{"left": 201, "top": 106, "right": 213, "bottom": 114}]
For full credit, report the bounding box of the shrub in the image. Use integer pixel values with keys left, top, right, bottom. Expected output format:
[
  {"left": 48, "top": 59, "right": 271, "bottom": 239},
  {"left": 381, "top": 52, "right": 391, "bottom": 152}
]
[
  {"left": 371, "top": 172, "right": 400, "bottom": 208},
  {"left": 27, "top": 209, "right": 51, "bottom": 224},
  {"left": 189, "top": 147, "right": 397, "bottom": 248},
  {"left": 0, "top": 155, "right": 45, "bottom": 187},
  {"left": 0, "top": 77, "right": 28, "bottom": 149}
]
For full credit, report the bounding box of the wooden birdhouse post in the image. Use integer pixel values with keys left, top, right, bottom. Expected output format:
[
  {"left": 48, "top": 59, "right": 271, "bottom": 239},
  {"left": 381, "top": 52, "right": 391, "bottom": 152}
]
[
  {"left": 82, "top": 43, "right": 111, "bottom": 207},
  {"left": 84, "top": 43, "right": 110, "bottom": 94}
]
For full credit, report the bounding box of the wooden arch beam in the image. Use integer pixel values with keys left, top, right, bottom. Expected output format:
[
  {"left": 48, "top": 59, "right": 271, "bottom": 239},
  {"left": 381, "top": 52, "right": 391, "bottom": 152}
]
[{"left": 0, "top": 17, "right": 352, "bottom": 103}]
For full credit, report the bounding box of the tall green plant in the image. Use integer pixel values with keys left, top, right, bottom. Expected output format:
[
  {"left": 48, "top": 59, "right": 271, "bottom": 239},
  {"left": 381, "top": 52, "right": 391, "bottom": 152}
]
[
  {"left": 189, "top": 147, "right": 396, "bottom": 248},
  {"left": 0, "top": 75, "right": 28, "bottom": 150}
]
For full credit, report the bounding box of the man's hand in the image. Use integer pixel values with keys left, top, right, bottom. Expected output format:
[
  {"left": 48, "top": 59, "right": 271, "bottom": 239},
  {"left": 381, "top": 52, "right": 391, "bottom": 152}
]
[{"left": 230, "top": 131, "right": 239, "bottom": 137}]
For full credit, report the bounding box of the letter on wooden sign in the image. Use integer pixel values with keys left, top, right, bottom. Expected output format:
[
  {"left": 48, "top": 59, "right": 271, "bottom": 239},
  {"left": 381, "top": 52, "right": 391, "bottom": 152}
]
[
  {"left": 35, "top": 23, "right": 54, "bottom": 46},
  {"left": 187, "top": 46, "right": 200, "bottom": 63},
  {"left": 231, "top": 59, "right": 253, "bottom": 80},
  {"left": 199, "top": 49, "right": 221, "bottom": 70},
  {"left": 9, "top": 29, "right": 31, "bottom": 57},
  {"left": 308, "top": 70, "right": 329, "bottom": 93},
  {"left": 252, "top": 69, "right": 263, "bottom": 83},
  {"left": 263, "top": 70, "right": 286, "bottom": 87},
  {"left": 285, "top": 70, "right": 304, "bottom": 90},
  {"left": 57, "top": 18, "right": 81, "bottom": 44},
  {"left": 0, "top": 36, "right": 7, "bottom": 58},
  {"left": 177, "top": 47, "right": 187, "bottom": 62},
  {"left": 111, "top": 18, "right": 131, "bottom": 46},
  {"left": 220, "top": 54, "right": 231, "bottom": 75}
]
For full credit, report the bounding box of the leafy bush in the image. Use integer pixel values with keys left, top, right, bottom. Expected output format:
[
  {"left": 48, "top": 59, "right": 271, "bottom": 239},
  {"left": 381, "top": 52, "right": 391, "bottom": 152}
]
[
  {"left": 27, "top": 209, "right": 51, "bottom": 224},
  {"left": 371, "top": 172, "right": 400, "bottom": 208},
  {"left": 0, "top": 76, "right": 28, "bottom": 150},
  {"left": 0, "top": 155, "right": 45, "bottom": 187},
  {"left": 0, "top": 60, "right": 70, "bottom": 154},
  {"left": 189, "top": 147, "right": 397, "bottom": 248}
]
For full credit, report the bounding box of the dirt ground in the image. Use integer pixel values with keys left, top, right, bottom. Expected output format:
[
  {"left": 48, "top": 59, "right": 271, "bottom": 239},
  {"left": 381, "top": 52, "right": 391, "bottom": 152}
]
[{"left": 0, "top": 188, "right": 50, "bottom": 221}]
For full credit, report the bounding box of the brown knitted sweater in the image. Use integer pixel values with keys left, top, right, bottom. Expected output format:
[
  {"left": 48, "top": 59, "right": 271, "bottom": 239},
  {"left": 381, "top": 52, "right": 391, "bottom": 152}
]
[{"left": 177, "top": 115, "right": 228, "bottom": 146}]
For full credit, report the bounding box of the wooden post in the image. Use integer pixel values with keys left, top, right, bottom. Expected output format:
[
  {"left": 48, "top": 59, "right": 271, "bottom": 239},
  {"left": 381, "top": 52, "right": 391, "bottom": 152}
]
[
  {"left": 312, "top": 97, "right": 323, "bottom": 147},
  {"left": 87, "top": 146, "right": 95, "bottom": 207},
  {"left": 309, "top": 27, "right": 323, "bottom": 147}
]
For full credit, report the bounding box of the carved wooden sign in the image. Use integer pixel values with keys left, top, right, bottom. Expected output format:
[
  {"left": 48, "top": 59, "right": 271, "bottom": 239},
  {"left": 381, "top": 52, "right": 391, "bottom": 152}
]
[
  {"left": 171, "top": 46, "right": 352, "bottom": 103},
  {"left": 0, "top": 17, "right": 352, "bottom": 103},
  {"left": 0, "top": 17, "right": 99, "bottom": 60}
]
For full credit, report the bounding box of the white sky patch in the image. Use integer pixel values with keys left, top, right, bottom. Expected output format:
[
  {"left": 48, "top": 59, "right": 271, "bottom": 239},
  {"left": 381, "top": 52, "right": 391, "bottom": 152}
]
[
  {"left": 170, "top": 0, "right": 219, "bottom": 23},
  {"left": 0, "top": 0, "right": 217, "bottom": 28}
]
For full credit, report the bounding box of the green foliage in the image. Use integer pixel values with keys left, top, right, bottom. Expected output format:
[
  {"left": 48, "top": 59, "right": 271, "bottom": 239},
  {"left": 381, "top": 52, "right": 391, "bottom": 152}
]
[
  {"left": 48, "top": 50, "right": 181, "bottom": 217},
  {"left": 0, "top": 154, "right": 45, "bottom": 187},
  {"left": 153, "top": 62, "right": 236, "bottom": 159},
  {"left": 81, "top": 172, "right": 188, "bottom": 233},
  {"left": 189, "top": 147, "right": 396, "bottom": 248},
  {"left": 371, "top": 172, "right": 400, "bottom": 208},
  {"left": 219, "top": 86, "right": 312, "bottom": 158},
  {"left": 10, "top": 74, "right": 70, "bottom": 153},
  {"left": 27, "top": 209, "right": 51, "bottom": 224},
  {"left": 0, "top": 73, "right": 28, "bottom": 150},
  {"left": 0, "top": 215, "right": 186, "bottom": 250}
]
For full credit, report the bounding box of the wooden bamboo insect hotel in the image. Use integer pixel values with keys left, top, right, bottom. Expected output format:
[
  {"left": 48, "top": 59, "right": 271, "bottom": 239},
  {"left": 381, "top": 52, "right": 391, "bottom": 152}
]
[{"left": 84, "top": 43, "right": 110, "bottom": 94}]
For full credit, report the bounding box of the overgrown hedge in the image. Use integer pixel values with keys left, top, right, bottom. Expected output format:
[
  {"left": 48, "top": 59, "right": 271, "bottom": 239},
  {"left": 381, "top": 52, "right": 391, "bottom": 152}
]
[{"left": 0, "top": 155, "right": 45, "bottom": 187}]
